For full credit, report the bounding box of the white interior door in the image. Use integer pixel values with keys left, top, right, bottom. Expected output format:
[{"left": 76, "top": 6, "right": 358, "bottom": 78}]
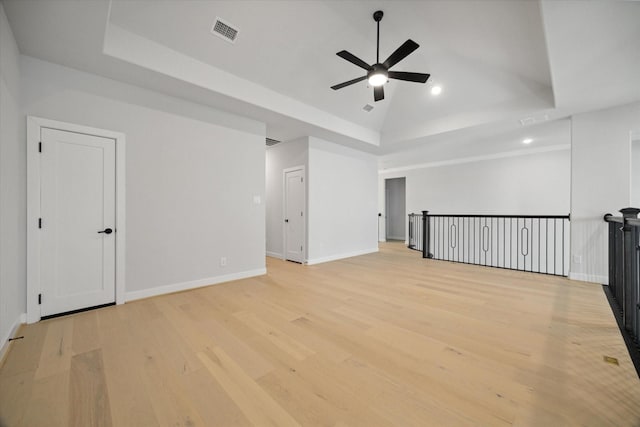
[
  {"left": 40, "top": 128, "right": 116, "bottom": 316},
  {"left": 385, "top": 187, "right": 390, "bottom": 240},
  {"left": 284, "top": 168, "right": 305, "bottom": 263}
]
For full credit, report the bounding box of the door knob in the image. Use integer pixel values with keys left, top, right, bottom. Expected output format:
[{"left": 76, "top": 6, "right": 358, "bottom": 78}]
[
  {"left": 285, "top": 219, "right": 289, "bottom": 223},
  {"left": 98, "top": 228, "right": 113, "bottom": 234}
]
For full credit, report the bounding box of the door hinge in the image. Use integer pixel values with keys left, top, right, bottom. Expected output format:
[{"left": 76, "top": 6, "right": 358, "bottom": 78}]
[
  {"left": 38, "top": 218, "right": 42, "bottom": 229},
  {"left": 38, "top": 142, "right": 42, "bottom": 153},
  {"left": 301, "top": 246, "right": 303, "bottom": 251},
  {"left": 301, "top": 211, "right": 303, "bottom": 216},
  {"left": 38, "top": 294, "right": 42, "bottom": 305},
  {"left": 301, "top": 177, "right": 303, "bottom": 183}
]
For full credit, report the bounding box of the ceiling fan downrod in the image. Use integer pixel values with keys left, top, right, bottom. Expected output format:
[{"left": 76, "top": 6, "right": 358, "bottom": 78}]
[{"left": 374, "top": 10, "right": 383, "bottom": 64}]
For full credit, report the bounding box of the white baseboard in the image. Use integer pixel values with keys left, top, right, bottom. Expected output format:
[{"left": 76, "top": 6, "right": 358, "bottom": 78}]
[
  {"left": 568, "top": 272, "right": 608, "bottom": 285},
  {"left": 386, "top": 235, "right": 405, "bottom": 241},
  {"left": 266, "top": 251, "right": 283, "bottom": 259},
  {"left": 0, "top": 313, "right": 26, "bottom": 365},
  {"left": 306, "top": 247, "right": 379, "bottom": 265},
  {"left": 125, "top": 268, "right": 267, "bottom": 302}
]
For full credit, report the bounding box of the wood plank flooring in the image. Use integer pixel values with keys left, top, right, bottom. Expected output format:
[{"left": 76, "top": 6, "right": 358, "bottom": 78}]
[{"left": 1, "top": 242, "right": 639, "bottom": 426}]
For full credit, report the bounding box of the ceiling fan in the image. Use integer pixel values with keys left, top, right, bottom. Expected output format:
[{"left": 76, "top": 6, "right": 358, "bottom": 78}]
[{"left": 331, "top": 10, "right": 430, "bottom": 102}]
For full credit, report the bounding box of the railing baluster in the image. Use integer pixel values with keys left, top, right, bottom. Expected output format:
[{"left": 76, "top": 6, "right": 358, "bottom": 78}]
[
  {"left": 516, "top": 218, "right": 519, "bottom": 270},
  {"left": 490, "top": 217, "right": 493, "bottom": 267},
  {"left": 468, "top": 217, "right": 471, "bottom": 264},
  {"left": 447, "top": 216, "right": 451, "bottom": 261},
  {"left": 538, "top": 218, "right": 541, "bottom": 273},
  {"left": 509, "top": 218, "right": 513, "bottom": 269},
  {"left": 530, "top": 218, "right": 533, "bottom": 272},
  {"left": 440, "top": 216, "right": 443, "bottom": 259},
  {"left": 463, "top": 217, "right": 467, "bottom": 263},
  {"left": 438, "top": 216, "right": 440, "bottom": 259},
  {"left": 436, "top": 216, "right": 439, "bottom": 258},
  {"left": 439, "top": 216, "right": 442, "bottom": 259},
  {"left": 502, "top": 218, "right": 505, "bottom": 268},
  {"left": 545, "top": 219, "right": 548, "bottom": 274},
  {"left": 472, "top": 216, "right": 475, "bottom": 264},
  {"left": 457, "top": 217, "right": 460, "bottom": 262},
  {"left": 554, "top": 218, "right": 557, "bottom": 275},
  {"left": 562, "top": 217, "right": 565, "bottom": 276}
]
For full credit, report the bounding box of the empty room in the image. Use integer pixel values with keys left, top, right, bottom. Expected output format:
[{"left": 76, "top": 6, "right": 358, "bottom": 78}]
[{"left": 1, "top": 0, "right": 640, "bottom": 426}]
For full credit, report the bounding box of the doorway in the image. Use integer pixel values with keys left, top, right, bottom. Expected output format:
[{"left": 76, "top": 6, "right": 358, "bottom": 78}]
[
  {"left": 385, "top": 177, "right": 406, "bottom": 241},
  {"left": 283, "top": 166, "right": 305, "bottom": 263},
  {"left": 27, "top": 117, "right": 126, "bottom": 322}
]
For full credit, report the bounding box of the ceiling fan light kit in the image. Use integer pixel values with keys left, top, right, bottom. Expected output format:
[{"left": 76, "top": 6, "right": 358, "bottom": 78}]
[
  {"left": 367, "top": 64, "right": 388, "bottom": 87},
  {"left": 331, "top": 10, "right": 430, "bottom": 102}
]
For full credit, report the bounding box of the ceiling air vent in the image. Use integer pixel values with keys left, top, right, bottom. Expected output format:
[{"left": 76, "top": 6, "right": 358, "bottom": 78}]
[
  {"left": 363, "top": 104, "right": 374, "bottom": 112},
  {"left": 519, "top": 117, "right": 535, "bottom": 126},
  {"left": 266, "top": 138, "right": 281, "bottom": 147},
  {"left": 211, "top": 17, "right": 239, "bottom": 43},
  {"left": 520, "top": 114, "right": 549, "bottom": 126}
]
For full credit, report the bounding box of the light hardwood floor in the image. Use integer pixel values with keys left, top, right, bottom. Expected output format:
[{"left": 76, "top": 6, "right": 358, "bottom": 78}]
[{"left": 1, "top": 242, "right": 639, "bottom": 426}]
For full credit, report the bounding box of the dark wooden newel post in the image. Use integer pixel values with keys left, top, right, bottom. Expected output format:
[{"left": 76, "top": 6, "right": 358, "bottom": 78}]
[
  {"left": 421, "top": 210, "right": 432, "bottom": 259},
  {"left": 620, "top": 207, "right": 640, "bottom": 331}
]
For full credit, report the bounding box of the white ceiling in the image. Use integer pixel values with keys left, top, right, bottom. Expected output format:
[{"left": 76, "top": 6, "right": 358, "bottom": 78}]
[
  {"left": 3, "top": 0, "right": 640, "bottom": 155},
  {"left": 380, "top": 118, "right": 571, "bottom": 171}
]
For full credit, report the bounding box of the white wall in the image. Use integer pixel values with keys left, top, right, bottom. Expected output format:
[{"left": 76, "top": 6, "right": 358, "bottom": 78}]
[
  {"left": 20, "top": 55, "right": 267, "bottom": 300},
  {"left": 307, "top": 137, "right": 378, "bottom": 264},
  {"left": 397, "top": 149, "right": 570, "bottom": 214},
  {"left": 631, "top": 139, "right": 640, "bottom": 207},
  {"left": 570, "top": 101, "right": 640, "bottom": 283},
  {"left": 265, "top": 138, "right": 308, "bottom": 258},
  {"left": 385, "top": 178, "right": 406, "bottom": 240},
  {"left": 0, "top": 3, "right": 26, "bottom": 352},
  {"left": 379, "top": 148, "right": 571, "bottom": 241}
]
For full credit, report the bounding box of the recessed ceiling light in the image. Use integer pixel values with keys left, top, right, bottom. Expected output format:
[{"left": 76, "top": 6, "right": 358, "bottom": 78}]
[
  {"left": 431, "top": 85, "right": 442, "bottom": 96},
  {"left": 522, "top": 138, "right": 533, "bottom": 144}
]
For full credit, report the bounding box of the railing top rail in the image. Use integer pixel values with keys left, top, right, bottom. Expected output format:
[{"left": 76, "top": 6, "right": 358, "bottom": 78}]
[
  {"left": 626, "top": 218, "right": 640, "bottom": 227},
  {"left": 604, "top": 214, "right": 624, "bottom": 224},
  {"left": 422, "top": 214, "right": 570, "bottom": 219},
  {"left": 603, "top": 209, "right": 640, "bottom": 226}
]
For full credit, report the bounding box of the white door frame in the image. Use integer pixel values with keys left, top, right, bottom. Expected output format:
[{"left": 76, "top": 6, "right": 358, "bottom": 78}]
[
  {"left": 26, "top": 116, "right": 126, "bottom": 324},
  {"left": 282, "top": 165, "right": 306, "bottom": 263}
]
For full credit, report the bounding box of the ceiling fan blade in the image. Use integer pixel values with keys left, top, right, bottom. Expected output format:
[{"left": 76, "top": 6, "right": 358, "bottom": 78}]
[
  {"left": 388, "top": 71, "right": 430, "bottom": 83},
  {"left": 383, "top": 39, "right": 420, "bottom": 69},
  {"left": 337, "top": 50, "right": 371, "bottom": 71},
  {"left": 331, "top": 76, "right": 367, "bottom": 90},
  {"left": 374, "top": 85, "right": 384, "bottom": 102}
]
